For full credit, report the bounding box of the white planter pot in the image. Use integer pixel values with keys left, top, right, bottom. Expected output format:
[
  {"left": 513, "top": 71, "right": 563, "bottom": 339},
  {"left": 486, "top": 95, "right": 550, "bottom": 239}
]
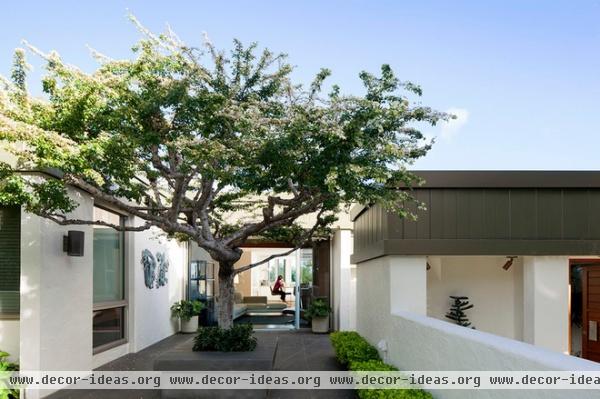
[
  {"left": 181, "top": 315, "right": 199, "bottom": 333},
  {"left": 311, "top": 315, "right": 329, "bottom": 333}
]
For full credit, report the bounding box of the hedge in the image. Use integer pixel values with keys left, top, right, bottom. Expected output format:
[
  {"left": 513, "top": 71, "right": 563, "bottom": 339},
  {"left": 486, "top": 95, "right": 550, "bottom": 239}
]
[
  {"left": 330, "top": 331, "right": 381, "bottom": 366},
  {"left": 330, "top": 332, "right": 433, "bottom": 399}
]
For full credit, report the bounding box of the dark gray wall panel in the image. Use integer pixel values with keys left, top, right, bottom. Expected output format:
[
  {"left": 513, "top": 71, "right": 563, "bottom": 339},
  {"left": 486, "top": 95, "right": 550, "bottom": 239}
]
[
  {"left": 353, "top": 185, "right": 600, "bottom": 262},
  {"left": 509, "top": 189, "right": 537, "bottom": 239},
  {"left": 429, "top": 189, "right": 444, "bottom": 239},
  {"left": 483, "top": 189, "right": 510, "bottom": 239},
  {"left": 537, "top": 189, "right": 563, "bottom": 239},
  {"left": 441, "top": 189, "right": 458, "bottom": 239},
  {"left": 563, "top": 189, "right": 589, "bottom": 239},
  {"left": 415, "top": 189, "right": 431, "bottom": 239}
]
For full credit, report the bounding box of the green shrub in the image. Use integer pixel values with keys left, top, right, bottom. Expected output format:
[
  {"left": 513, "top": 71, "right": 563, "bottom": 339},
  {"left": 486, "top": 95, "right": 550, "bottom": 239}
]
[
  {"left": 0, "top": 350, "right": 19, "bottom": 399},
  {"left": 330, "top": 334, "right": 432, "bottom": 399},
  {"left": 330, "top": 331, "right": 380, "bottom": 366},
  {"left": 356, "top": 388, "right": 433, "bottom": 399},
  {"left": 193, "top": 323, "right": 257, "bottom": 352},
  {"left": 171, "top": 300, "right": 204, "bottom": 322},
  {"left": 350, "top": 359, "right": 398, "bottom": 371},
  {"left": 351, "top": 360, "right": 432, "bottom": 399}
]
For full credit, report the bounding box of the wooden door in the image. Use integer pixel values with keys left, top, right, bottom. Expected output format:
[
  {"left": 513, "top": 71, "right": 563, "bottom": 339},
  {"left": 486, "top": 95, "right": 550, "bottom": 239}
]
[{"left": 582, "top": 267, "right": 600, "bottom": 361}]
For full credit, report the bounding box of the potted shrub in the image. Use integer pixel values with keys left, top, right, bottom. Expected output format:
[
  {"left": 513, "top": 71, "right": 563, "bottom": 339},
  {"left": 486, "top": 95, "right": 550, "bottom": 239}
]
[
  {"left": 306, "top": 298, "right": 331, "bottom": 333},
  {"left": 171, "top": 300, "right": 204, "bottom": 333}
]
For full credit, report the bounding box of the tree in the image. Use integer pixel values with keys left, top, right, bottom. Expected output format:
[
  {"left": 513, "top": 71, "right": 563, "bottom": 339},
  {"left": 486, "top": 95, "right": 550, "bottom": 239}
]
[{"left": 0, "top": 16, "right": 448, "bottom": 328}]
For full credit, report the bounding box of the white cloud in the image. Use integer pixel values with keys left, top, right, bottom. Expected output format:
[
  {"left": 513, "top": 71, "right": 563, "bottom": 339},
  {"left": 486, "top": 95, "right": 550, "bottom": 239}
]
[{"left": 440, "top": 107, "right": 469, "bottom": 140}]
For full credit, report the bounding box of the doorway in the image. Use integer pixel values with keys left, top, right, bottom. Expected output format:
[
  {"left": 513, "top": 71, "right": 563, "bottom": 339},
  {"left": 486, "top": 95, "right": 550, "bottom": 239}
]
[{"left": 570, "top": 260, "right": 600, "bottom": 362}]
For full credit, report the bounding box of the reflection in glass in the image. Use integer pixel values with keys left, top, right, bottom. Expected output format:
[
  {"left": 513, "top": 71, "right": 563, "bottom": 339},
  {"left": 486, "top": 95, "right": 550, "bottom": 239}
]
[
  {"left": 93, "top": 207, "right": 124, "bottom": 303},
  {"left": 93, "top": 307, "right": 124, "bottom": 348}
]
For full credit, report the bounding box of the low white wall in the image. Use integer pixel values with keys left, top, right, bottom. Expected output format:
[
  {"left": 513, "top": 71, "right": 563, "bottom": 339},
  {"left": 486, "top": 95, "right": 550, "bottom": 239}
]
[
  {"left": 386, "top": 312, "right": 600, "bottom": 399},
  {"left": 357, "top": 256, "right": 600, "bottom": 399},
  {"left": 0, "top": 320, "right": 19, "bottom": 361},
  {"left": 427, "top": 256, "right": 524, "bottom": 340}
]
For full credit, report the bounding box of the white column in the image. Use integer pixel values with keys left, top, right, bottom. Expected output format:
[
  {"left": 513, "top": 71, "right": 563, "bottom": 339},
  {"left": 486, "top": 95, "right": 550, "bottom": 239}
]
[
  {"left": 388, "top": 256, "right": 427, "bottom": 315},
  {"left": 332, "top": 229, "right": 355, "bottom": 331},
  {"left": 523, "top": 256, "right": 569, "bottom": 354}
]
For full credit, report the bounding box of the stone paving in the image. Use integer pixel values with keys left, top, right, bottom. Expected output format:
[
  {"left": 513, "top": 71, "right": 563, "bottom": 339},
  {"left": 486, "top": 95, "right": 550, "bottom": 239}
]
[{"left": 47, "top": 330, "right": 354, "bottom": 399}]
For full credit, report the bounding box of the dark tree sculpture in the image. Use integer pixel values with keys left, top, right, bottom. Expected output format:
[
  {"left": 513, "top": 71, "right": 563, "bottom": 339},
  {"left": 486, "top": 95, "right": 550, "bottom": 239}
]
[{"left": 445, "top": 296, "right": 474, "bottom": 328}]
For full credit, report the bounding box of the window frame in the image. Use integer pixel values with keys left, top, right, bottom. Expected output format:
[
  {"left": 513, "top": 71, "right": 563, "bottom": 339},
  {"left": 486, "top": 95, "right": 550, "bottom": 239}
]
[{"left": 92, "top": 204, "right": 128, "bottom": 354}]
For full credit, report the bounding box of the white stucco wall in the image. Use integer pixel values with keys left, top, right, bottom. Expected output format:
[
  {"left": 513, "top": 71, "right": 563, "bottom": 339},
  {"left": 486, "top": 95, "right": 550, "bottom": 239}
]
[
  {"left": 8, "top": 191, "right": 190, "bottom": 398},
  {"left": 128, "top": 223, "right": 187, "bottom": 353},
  {"left": 357, "top": 255, "right": 600, "bottom": 399},
  {"left": 356, "top": 256, "right": 391, "bottom": 342},
  {"left": 386, "top": 312, "right": 600, "bottom": 399},
  {"left": 20, "top": 188, "right": 94, "bottom": 399},
  {"left": 427, "top": 256, "right": 524, "bottom": 340},
  {"left": 523, "top": 256, "right": 569, "bottom": 354}
]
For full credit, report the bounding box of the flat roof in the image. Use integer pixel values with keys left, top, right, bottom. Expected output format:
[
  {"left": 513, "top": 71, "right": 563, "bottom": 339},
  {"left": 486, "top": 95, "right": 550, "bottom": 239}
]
[{"left": 406, "top": 171, "right": 600, "bottom": 188}]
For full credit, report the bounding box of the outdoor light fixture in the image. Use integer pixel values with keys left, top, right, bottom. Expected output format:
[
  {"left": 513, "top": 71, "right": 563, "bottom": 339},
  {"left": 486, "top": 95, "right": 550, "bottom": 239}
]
[
  {"left": 63, "top": 230, "right": 85, "bottom": 256},
  {"left": 502, "top": 256, "right": 517, "bottom": 271},
  {"left": 426, "top": 262, "right": 431, "bottom": 270}
]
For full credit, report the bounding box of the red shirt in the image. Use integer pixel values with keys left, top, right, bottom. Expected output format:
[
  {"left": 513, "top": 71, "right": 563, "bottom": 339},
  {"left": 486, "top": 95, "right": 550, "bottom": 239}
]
[{"left": 273, "top": 280, "right": 284, "bottom": 291}]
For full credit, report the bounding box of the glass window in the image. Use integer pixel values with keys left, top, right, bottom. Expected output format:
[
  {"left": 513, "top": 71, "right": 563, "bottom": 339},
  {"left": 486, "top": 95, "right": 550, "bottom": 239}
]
[
  {"left": 0, "top": 207, "right": 20, "bottom": 316},
  {"left": 92, "top": 206, "right": 126, "bottom": 349},
  {"left": 93, "top": 307, "right": 125, "bottom": 348},
  {"left": 277, "top": 259, "right": 286, "bottom": 280},
  {"left": 93, "top": 207, "right": 124, "bottom": 303}
]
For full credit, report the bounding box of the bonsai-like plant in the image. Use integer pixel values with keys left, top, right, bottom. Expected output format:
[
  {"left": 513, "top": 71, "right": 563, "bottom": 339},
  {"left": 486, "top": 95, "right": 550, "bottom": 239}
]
[
  {"left": 171, "top": 300, "right": 204, "bottom": 322},
  {"left": 306, "top": 298, "right": 331, "bottom": 319}
]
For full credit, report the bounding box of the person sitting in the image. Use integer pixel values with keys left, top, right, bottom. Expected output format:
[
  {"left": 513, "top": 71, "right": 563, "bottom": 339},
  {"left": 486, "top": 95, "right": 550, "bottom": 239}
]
[{"left": 272, "top": 275, "right": 290, "bottom": 302}]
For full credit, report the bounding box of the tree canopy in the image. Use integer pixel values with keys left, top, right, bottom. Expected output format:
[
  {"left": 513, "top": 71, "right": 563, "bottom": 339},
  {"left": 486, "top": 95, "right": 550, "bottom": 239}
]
[{"left": 0, "top": 17, "right": 448, "bottom": 326}]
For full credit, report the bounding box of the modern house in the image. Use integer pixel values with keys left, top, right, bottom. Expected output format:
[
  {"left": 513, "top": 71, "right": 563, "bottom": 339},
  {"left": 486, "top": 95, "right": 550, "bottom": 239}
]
[
  {"left": 5, "top": 169, "right": 600, "bottom": 398},
  {"left": 352, "top": 171, "right": 600, "bottom": 398},
  {"left": 0, "top": 178, "right": 355, "bottom": 398}
]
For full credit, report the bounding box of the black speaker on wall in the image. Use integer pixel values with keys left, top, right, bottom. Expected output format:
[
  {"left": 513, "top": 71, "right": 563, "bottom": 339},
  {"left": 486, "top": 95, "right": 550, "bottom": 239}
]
[{"left": 63, "top": 230, "right": 85, "bottom": 256}]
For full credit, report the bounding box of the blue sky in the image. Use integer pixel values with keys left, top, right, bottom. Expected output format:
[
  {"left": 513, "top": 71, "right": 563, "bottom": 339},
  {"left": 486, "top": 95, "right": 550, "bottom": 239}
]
[{"left": 2, "top": 1, "right": 600, "bottom": 170}]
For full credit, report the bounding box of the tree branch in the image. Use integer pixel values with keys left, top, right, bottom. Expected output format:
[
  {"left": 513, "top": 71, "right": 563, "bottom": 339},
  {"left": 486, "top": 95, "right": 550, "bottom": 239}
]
[
  {"left": 224, "top": 194, "right": 324, "bottom": 247},
  {"left": 37, "top": 212, "right": 154, "bottom": 232},
  {"left": 233, "top": 208, "right": 327, "bottom": 275}
]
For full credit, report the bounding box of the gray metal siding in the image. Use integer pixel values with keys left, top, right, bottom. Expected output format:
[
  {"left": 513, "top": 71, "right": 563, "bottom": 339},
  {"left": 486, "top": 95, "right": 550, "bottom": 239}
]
[
  {"left": 352, "top": 187, "right": 600, "bottom": 262},
  {"left": 387, "top": 188, "right": 600, "bottom": 241}
]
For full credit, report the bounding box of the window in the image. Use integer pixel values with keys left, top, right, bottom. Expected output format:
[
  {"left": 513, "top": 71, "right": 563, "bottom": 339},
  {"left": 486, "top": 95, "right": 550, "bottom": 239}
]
[
  {"left": 92, "top": 206, "right": 126, "bottom": 351},
  {"left": 268, "top": 258, "right": 287, "bottom": 284},
  {"left": 0, "top": 207, "right": 20, "bottom": 317}
]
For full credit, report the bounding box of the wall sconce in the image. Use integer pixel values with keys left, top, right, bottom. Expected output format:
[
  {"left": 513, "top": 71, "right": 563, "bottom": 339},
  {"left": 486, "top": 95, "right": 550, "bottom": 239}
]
[
  {"left": 502, "top": 256, "right": 517, "bottom": 271},
  {"left": 426, "top": 262, "right": 431, "bottom": 270},
  {"left": 63, "top": 230, "right": 85, "bottom": 256}
]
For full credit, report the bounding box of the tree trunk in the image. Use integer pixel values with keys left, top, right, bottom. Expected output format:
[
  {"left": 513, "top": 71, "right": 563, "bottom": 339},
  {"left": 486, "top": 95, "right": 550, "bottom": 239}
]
[{"left": 217, "top": 261, "right": 235, "bottom": 329}]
